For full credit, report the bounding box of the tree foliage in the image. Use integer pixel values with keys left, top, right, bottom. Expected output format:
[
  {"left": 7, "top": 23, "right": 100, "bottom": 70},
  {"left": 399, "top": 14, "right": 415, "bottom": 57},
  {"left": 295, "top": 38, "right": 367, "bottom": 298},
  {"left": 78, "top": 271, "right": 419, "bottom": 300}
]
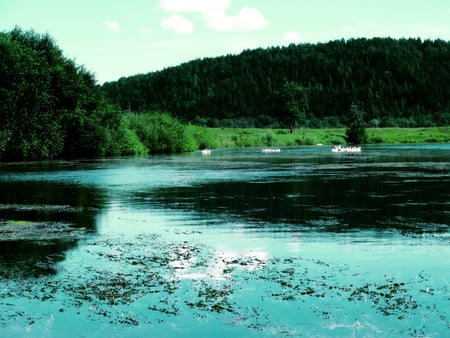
[
  {"left": 277, "top": 81, "right": 309, "bottom": 132},
  {"left": 0, "top": 28, "right": 189, "bottom": 161},
  {"left": 125, "top": 112, "right": 196, "bottom": 154},
  {"left": 0, "top": 27, "right": 110, "bottom": 160},
  {"left": 102, "top": 37, "right": 450, "bottom": 128},
  {"left": 345, "top": 103, "right": 368, "bottom": 145}
]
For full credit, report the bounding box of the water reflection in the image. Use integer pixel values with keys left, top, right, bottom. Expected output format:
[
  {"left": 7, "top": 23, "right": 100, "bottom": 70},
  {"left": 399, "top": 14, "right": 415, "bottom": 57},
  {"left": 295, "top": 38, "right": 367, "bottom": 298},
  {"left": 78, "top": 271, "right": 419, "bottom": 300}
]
[
  {"left": 0, "top": 180, "right": 103, "bottom": 227},
  {"left": 0, "top": 166, "right": 106, "bottom": 277},
  {"left": 0, "top": 240, "right": 75, "bottom": 278}
]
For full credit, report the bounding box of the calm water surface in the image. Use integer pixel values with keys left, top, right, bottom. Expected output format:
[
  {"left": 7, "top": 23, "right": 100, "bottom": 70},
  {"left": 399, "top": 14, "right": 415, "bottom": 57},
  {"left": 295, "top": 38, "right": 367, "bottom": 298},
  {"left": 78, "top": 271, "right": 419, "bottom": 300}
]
[{"left": 0, "top": 145, "right": 449, "bottom": 337}]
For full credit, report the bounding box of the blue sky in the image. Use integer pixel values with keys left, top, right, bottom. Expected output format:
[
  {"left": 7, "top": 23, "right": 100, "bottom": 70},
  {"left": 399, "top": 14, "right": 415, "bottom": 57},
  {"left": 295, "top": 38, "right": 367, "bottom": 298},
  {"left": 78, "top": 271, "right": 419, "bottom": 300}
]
[{"left": 2, "top": 0, "right": 450, "bottom": 83}]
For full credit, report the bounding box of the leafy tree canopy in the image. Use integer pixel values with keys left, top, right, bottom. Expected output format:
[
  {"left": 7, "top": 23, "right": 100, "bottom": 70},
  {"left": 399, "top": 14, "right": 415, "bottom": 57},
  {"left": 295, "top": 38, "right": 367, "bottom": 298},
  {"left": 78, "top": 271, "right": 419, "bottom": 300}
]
[
  {"left": 277, "top": 81, "right": 309, "bottom": 132},
  {"left": 0, "top": 27, "right": 151, "bottom": 161}
]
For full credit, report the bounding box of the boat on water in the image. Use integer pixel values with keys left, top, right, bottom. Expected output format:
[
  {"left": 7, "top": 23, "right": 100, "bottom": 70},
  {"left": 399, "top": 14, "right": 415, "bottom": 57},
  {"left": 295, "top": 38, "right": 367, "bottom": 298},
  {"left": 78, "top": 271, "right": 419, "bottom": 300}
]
[
  {"left": 261, "top": 148, "right": 281, "bottom": 153},
  {"left": 201, "top": 149, "right": 211, "bottom": 155},
  {"left": 332, "top": 145, "right": 361, "bottom": 153}
]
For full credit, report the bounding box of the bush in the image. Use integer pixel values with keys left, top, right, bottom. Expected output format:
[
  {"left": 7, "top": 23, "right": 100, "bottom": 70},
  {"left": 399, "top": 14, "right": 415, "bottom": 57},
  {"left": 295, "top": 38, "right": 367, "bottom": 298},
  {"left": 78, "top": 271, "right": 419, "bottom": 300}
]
[
  {"left": 235, "top": 135, "right": 252, "bottom": 147},
  {"left": 126, "top": 112, "right": 196, "bottom": 154},
  {"left": 187, "top": 125, "right": 218, "bottom": 150},
  {"left": 262, "top": 131, "right": 277, "bottom": 146},
  {"left": 370, "top": 136, "right": 384, "bottom": 144},
  {"left": 295, "top": 137, "right": 314, "bottom": 145},
  {"left": 116, "top": 125, "right": 148, "bottom": 156}
]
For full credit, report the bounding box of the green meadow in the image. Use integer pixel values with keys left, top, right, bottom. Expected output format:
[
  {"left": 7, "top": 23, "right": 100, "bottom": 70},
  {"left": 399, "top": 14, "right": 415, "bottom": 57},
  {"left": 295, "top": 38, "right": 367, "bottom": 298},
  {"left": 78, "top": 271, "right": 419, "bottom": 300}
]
[{"left": 188, "top": 126, "right": 450, "bottom": 150}]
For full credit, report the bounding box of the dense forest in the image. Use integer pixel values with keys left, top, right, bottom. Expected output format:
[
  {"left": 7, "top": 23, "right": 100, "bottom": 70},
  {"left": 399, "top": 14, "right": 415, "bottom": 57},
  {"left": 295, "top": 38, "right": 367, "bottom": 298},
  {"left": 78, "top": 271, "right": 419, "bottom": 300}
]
[
  {"left": 103, "top": 38, "right": 450, "bottom": 128},
  {"left": 0, "top": 28, "right": 195, "bottom": 161}
]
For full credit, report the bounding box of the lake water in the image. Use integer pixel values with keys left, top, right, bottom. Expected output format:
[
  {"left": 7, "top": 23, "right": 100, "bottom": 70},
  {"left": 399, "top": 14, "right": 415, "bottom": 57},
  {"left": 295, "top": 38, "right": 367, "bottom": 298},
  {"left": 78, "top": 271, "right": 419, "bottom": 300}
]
[{"left": 0, "top": 144, "right": 449, "bottom": 337}]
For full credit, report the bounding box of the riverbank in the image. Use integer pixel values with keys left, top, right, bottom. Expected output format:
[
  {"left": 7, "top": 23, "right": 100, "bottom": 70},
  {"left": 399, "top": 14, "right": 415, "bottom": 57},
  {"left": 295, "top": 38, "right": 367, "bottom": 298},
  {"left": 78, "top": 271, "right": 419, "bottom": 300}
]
[{"left": 189, "top": 126, "right": 450, "bottom": 149}]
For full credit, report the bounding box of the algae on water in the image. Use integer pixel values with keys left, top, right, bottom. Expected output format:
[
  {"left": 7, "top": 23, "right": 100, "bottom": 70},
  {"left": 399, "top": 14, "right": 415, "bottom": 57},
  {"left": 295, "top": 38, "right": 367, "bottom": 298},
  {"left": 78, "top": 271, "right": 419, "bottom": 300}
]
[{"left": 0, "top": 220, "right": 86, "bottom": 241}]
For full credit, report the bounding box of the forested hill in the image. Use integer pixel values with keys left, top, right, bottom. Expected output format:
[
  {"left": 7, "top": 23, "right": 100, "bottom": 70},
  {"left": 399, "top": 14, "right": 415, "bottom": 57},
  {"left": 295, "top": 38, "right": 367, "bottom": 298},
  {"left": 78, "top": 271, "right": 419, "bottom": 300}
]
[{"left": 103, "top": 38, "right": 450, "bottom": 128}]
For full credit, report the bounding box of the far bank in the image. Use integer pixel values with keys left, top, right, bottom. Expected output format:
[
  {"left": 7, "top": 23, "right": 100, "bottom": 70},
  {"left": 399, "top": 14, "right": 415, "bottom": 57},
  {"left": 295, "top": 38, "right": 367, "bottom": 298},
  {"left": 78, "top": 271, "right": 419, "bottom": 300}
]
[{"left": 188, "top": 127, "right": 450, "bottom": 150}]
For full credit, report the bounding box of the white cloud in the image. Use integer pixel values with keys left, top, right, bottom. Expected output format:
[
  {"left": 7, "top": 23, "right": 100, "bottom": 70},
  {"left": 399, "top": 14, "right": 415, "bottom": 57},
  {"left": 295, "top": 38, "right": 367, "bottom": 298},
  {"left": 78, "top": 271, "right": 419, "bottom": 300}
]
[
  {"left": 103, "top": 21, "right": 120, "bottom": 33},
  {"left": 283, "top": 31, "right": 302, "bottom": 44},
  {"left": 161, "top": 14, "right": 194, "bottom": 34},
  {"left": 208, "top": 7, "right": 267, "bottom": 31},
  {"left": 159, "top": 0, "right": 267, "bottom": 32},
  {"left": 235, "top": 7, "right": 267, "bottom": 31}
]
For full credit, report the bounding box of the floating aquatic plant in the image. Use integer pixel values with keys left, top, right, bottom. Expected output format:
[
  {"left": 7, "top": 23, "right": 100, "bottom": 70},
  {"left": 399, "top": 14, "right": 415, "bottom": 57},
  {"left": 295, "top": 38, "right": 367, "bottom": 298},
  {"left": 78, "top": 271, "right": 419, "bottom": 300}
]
[
  {"left": 0, "top": 220, "right": 86, "bottom": 241},
  {"left": 0, "top": 233, "right": 448, "bottom": 336}
]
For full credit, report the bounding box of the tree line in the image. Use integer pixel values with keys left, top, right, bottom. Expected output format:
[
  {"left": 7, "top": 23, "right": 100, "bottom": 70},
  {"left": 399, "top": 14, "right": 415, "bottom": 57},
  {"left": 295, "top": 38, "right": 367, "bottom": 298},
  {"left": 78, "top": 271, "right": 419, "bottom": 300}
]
[
  {"left": 102, "top": 37, "right": 450, "bottom": 128},
  {"left": 0, "top": 28, "right": 195, "bottom": 161}
]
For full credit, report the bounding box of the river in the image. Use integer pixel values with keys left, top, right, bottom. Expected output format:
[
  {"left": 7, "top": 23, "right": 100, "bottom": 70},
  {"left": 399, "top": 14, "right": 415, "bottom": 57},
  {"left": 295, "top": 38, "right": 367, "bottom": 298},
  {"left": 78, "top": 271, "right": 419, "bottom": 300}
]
[{"left": 0, "top": 144, "right": 449, "bottom": 337}]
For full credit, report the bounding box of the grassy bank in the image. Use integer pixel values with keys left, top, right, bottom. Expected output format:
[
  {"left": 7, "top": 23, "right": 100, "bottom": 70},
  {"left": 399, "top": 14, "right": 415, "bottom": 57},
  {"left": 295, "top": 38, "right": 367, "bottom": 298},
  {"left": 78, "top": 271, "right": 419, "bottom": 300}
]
[{"left": 188, "top": 126, "right": 450, "bottom": 149}]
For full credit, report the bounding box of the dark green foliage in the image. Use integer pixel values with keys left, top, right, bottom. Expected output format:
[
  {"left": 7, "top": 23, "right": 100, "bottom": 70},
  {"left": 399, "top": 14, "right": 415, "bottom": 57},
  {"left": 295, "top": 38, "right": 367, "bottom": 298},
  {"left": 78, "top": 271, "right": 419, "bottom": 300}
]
[
  {"left": 0, "top": 28, "right": 104, "bottom": 160},
  {"left": 262, "top": 131, "right": 277, "bottom": 146},
  {"left": 125, "top": 112, "right": 196, "bottom": 154},
  {"left": 0, "top": 28, "right": 151, "bottom": 161},
  {"left": 0, "top": 28, "right": 64, "bottom": 160},
  {"left": 187, "top": 125, "right": 219, "bottom": 150},
  {"left": 102, "top": 38, "right": 450, "bottom": 128},
  {"left": 277, "top": 81, "right": 309, "bottom": 132},
  {"left": 345, "top": 103, "right": 368, "bottom": 145}
]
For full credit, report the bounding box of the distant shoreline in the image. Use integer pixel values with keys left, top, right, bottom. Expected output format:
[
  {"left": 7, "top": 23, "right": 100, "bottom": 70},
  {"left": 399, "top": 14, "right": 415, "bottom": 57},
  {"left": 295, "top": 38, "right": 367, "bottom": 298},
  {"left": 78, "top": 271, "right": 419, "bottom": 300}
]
[
  {"left": 191, "top": 126, "right": 450, "bottom": 149},
  {"left": 0, "top": 127, "right": 448, "bottom": 163}
]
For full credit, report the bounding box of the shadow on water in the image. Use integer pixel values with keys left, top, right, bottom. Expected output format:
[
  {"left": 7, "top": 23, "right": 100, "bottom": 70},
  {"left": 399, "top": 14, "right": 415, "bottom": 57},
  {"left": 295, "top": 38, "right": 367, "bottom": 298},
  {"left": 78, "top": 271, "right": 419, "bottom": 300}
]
[
  {"left": 0, "top": 164, "right": 107, "bottom": 278},
  {"left": 0, "top": 240, "right": 75, "bottom": 278},
  {"left": 0, "top": 180, "right": 103, "bottom": 226}
]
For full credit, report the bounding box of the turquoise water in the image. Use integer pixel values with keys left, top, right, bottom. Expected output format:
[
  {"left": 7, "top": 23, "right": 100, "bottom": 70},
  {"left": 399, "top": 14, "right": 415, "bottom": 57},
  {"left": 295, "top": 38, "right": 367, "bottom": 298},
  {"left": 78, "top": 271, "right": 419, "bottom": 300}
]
[{"left": 0, "top": 145, "right": 449, "bottom": 337}]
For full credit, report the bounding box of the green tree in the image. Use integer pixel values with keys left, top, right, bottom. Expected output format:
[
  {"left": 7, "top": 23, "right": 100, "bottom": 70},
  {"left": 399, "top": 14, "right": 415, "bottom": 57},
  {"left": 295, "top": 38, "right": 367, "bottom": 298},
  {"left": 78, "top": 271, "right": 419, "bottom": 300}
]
[
  {"left": 345, "top": 103, "right": 368, "bottom": 145},
  {"left": 278, "top": 81, "right": 309, "bottom": 132},
  {"left": 0, "top": 27, "right": 135, "bottom": 161}
]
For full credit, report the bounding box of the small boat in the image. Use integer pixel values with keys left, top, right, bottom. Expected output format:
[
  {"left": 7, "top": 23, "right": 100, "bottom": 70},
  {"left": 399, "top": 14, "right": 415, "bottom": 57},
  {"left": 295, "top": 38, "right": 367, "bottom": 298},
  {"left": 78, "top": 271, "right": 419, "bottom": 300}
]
[
  {"left": 201, "top": 149, "right": 211, "bottom": 156},
  {"left": 261, "top": 148, "right": 281, "bottom": 153},
  {"left": 332, "top": 145, "right": 361, "bottom": 153}
]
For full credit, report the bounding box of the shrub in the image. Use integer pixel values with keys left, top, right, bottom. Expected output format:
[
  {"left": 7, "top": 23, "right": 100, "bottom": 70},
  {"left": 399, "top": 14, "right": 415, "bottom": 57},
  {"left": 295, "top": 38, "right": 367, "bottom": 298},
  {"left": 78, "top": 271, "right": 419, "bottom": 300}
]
[
  {"left": 262, "top": 131, "right": 277, "bottom": 146},
  {"left": 295, "top": 137, "right": 314, "bottom": 145},
  {"left": 119, "top": 127, "right": 148, "bottom": 155},
  {"left": 235, "top": 135, "right": 252, "bottom": 147},
  {"left": 330, "top": 137, "right": 344, "bottom": 145},
  {"left": 370, "top": 136, "right": 384, "bottom": 144},
  {"left": 187, "top": 125, "right": 218, "bottom": 150},
  {"left": 126, "top": 112, "right": 196, "bottom": 154}
]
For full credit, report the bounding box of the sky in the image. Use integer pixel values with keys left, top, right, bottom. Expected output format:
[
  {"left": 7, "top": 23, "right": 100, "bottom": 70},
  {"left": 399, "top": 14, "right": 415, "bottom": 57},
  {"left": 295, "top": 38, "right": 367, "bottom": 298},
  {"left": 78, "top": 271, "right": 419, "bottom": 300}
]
[{"left": 2, "top": 0, "right": 450, "bottom": 84}]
